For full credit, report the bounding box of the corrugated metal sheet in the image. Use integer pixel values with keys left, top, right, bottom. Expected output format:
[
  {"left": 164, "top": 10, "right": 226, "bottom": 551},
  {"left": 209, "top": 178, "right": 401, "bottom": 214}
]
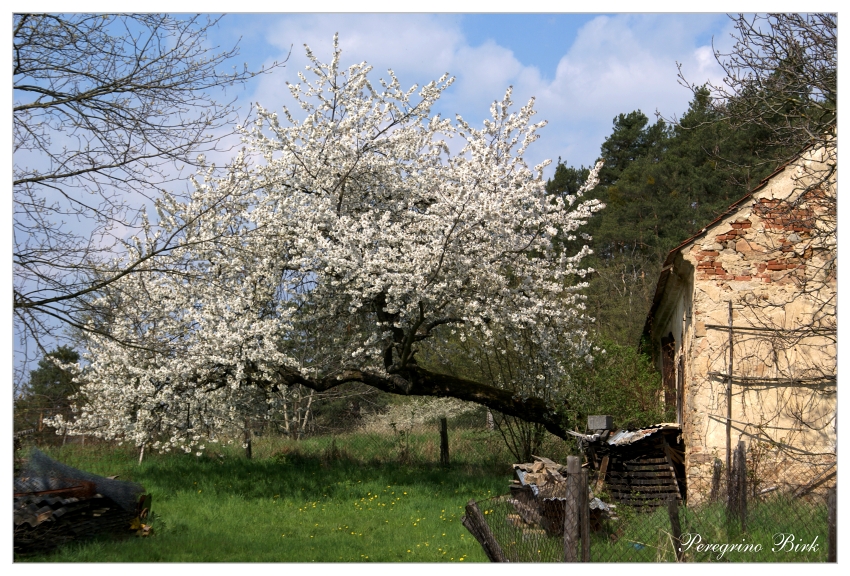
[
  {"left": 581, "top": 424, "right": 686, "bottom": 509},
  {"left": 572, "top": 423, "right": 680, "bottom": 446},
  {"left": 605, "top": 424, "right": 680, "bottom": 446}
]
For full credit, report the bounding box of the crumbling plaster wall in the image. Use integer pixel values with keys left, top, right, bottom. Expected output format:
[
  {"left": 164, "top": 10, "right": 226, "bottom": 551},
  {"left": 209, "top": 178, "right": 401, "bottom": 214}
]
[{"left": 672, "top": 150, "right": 836, "bottom": 503}]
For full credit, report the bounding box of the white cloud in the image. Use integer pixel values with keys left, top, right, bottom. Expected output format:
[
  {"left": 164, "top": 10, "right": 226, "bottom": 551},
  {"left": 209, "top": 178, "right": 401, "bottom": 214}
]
[
  {"left": 248, "top": 14, "right": 464, "bottom": 113},
  {"left": 525, "top": 14, "right": 736, "bottom": 169},
  {"left": 241, "top": 13, "right": 738, "bottom": 176}
]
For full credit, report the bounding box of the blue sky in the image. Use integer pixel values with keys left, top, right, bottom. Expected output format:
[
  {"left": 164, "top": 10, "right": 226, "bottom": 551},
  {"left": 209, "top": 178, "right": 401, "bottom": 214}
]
[
  {"left": 9, "top": 5, "right": 840, "bottom": 381},
  {"left": 203, "top": 12, "right": 737, "bottom": 174}
]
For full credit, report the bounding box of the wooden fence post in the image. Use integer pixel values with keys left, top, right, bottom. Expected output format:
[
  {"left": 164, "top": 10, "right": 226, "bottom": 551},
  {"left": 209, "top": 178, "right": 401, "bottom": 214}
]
[
  {"left": 595, "top": 455, "right": 609, "bottom": 493},
  {"left": 727, "top": 441, "right": 746, "bottom": 529},
  {"left": 244, "top": 424, "right": 252, "bottom": 460},
  {"left": 462, "top": 499, "right": 507, "bottom": 562},
  {"left": 440, "top": 417, "right": 449, "bottom": 467},
  {"left": 827, "top": 487, "right": 836, "bottom": 562},
  {"left": 563, "top": 455, "right": 580, "bottom": 562},
  {"left": 726, "top": 451, "right": 736, "bottom": 520},
  {"left": 726, "top": 301, "right": 734, "bottom": 492},
  {"left": 710, "top": 457, "right": 722, "bottom": 502},
  {"left": 580, "top": 469, "right": 590, "bottom": 562},
  {"left": 667, "top": 496, "right": 683, "bottom": 562},
  {"left": 738, "top": 442, "right": 747, "bottom": 533}
]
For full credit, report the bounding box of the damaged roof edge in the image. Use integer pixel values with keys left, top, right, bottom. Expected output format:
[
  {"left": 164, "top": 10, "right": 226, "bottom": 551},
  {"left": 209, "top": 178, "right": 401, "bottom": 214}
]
[
  {"left": 571, "top": 423, "right": 681, "bottom": 446},
  {"left": 642, "top": 143, "right": 816, "bottom": 342}
]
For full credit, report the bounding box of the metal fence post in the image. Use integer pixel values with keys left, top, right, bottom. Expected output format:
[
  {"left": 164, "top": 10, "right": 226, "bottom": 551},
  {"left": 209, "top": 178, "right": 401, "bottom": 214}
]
[{"left": 439, "top": 417, "right": 449, "bottom": 467}]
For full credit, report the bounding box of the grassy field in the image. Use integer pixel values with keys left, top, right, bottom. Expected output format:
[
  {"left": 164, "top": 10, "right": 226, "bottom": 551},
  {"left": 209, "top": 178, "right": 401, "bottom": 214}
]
[
  {"left": 16, "top": 432, "right": 517, "bottom": 562},
  {"left": 479, "top": 490, "right": 830, "bottom": 562},
  {"left": 19, "top": 432, "right": 827, "bottom": 562}
]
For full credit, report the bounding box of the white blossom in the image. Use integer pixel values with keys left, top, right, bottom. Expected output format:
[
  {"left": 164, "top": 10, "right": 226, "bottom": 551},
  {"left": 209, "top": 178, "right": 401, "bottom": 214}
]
[{"left": 59, "top": 36, "right": 604, "bottom": 451}]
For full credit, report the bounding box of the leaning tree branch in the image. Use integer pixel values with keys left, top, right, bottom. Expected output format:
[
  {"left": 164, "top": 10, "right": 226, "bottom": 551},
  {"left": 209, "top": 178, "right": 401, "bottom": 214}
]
[{"left": 268, "top": 363, "right": 571, "bottom": 440}]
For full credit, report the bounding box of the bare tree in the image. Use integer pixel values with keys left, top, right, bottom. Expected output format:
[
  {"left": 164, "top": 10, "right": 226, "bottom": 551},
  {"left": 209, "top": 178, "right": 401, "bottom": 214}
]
[
  {"left": 680, "top": 14, "right": 835, "bottom": 162},
  {"left": 677, "top": 13, "right": 836, "bottom": 335},
  {"left": 678, "top": 13, "right": 835, "bottom": 229},
  {"left": 679, "top": 14, "right": 836, "bottom": 481},
  {"left": 701, "top": 13, "right": 837, "bottom": 333},
  {"left": 13, "top": 14, "right": 284, "bottom": 367}
]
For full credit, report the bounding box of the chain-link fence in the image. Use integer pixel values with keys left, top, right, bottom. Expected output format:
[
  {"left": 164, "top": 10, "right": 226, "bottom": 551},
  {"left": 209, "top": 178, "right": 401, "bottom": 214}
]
[{"left": 462, "top": 450, "right": 836, "bottom": 562}]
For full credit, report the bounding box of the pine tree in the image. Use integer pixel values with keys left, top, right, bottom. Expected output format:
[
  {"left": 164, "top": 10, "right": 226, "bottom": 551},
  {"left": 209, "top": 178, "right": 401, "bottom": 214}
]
[{"left": 15, "top": 346, "right": 80, "bottom": 444}]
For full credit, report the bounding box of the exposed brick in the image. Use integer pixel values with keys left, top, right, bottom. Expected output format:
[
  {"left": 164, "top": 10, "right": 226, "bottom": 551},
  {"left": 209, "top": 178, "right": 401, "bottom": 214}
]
[
  {"left": 699, "top": 250, "right": 719, "bottom": 257},
  {"left": 767, "top": 263, "right": 786, "bottom": 270},
  {"left": 734, "top": 275, "right": 752, "bottom": 281}
]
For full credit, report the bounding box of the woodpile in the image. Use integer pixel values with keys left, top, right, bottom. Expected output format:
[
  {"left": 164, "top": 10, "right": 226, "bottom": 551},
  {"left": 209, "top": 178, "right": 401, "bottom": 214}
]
[{"left": 508, "top": 455, "right": 615, "bottom": 537}]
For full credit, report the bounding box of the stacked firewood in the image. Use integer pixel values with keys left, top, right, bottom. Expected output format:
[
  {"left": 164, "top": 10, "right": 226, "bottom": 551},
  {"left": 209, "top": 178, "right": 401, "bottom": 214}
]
[{"left": 508, "top": 456, "right": 616, "bottom": 537}]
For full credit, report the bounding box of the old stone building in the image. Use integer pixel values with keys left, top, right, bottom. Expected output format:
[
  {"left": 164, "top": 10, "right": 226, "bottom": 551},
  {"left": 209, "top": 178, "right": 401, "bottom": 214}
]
[{"left": 643, "top": 144, "right": 836, "bottom": 503}]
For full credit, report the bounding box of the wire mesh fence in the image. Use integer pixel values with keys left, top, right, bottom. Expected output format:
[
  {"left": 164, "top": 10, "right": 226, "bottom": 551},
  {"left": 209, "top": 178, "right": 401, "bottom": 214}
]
[
  {"left": 14, "top": 403, "right": 836, "bottom": 563},
  {"left": 464, "top": 457, "right": 836, "bottom": 562},
  {"left": 14, "top": 418, "right": 575, "bottom": 475},
  {"left": 15, "top": 397, "right": 579, "bottom": 472}
]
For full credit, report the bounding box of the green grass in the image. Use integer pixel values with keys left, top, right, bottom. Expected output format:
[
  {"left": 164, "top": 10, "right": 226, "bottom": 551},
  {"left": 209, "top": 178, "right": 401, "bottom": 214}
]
[
  {"left": 480, "top": 492, "right": 829, "bottom": 562},
  {"left": 18, "top": 435, "right": 828, "bottom": 562},
  {"left": 16, "top": 435, "right": 513, "bottom": 562}
]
